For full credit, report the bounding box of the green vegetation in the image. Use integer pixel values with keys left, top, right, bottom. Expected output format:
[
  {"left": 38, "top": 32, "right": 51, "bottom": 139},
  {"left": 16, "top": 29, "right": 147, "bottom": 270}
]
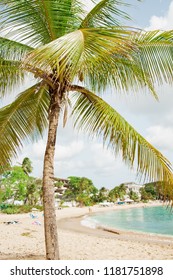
[
  {"left": 140, "top": 181, "right": 172, "bottom": 201},
  {"left": 97, "top": 187, "right": 109, "bottom": 203},
  {"left": 22, "top": 157, "right": 33, "bottom": 176},
  {"left": 0, "top": 158, "right": 42, "bottom": 207},
  {"left": 0, "top": 205, "right": 43, "bottom": 214},
  {"left": 63, "top": 176, "right": 98, "bottom": 206},
  {"left": 1, "top": 165, "right": 30, "bottom": 202},
  {"left": 108, "top": 184, "right": 127, "bottom": 202},
  {"left": 0, "top": 159, "right": 167, "bottom": 211},
  {"left": 129, "top": 190, "right": 139, "bottom": 202}
]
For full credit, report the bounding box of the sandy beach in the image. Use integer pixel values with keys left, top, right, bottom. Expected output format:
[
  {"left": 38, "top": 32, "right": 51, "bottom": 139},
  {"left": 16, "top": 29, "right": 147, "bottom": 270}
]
[{"left": 1, "top": 202, "right": 173, "bottom": 260}]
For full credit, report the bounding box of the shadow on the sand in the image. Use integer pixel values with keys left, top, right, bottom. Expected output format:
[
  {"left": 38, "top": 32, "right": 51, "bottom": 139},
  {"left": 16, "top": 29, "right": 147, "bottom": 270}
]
[{"left": 0, "top": 254, "right": 45, "bottom": 260}]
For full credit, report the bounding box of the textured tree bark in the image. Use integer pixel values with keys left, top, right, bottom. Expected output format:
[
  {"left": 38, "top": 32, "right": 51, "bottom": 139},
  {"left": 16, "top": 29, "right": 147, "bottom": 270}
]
[{"left": 42, "top": 89, "right": 61, "bottom": 260}]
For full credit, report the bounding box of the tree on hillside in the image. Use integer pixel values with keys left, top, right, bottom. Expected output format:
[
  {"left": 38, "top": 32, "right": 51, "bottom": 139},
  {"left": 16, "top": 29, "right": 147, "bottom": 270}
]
[
  {"left": 144, "top": 183, "right": 157, "bottom": 199},
  {"left": 129, "top": 190, "right": 139, "bottom": 202},
  {"left": 0, "top": 163, "right": 41, "bottom": 204},
  {"left": 22, "top": 157, "right": 33, "bottom": 176},
  {"left": 25, "top": 177, "right": 42, "bottom": 205},
  {"left": 0, "top": 166, "right": 29, "bottom": 202},
  {"left": 97, "top": 187, "right": 109, "bottom": 202},
  {"left": 143, "top": 181, "right": 173, "bottom": 201},
  {"left": 64, "top": 176, "right": 98, "bottom": 206},
  {"left": 140, "top": 187, "right": 153, "bottom": 201},
  {"left": 1, "top": 0, "right": 173, "bottom": 259},
  {"left": 108, "top": 184, "right": 127, "bottom": 201}
]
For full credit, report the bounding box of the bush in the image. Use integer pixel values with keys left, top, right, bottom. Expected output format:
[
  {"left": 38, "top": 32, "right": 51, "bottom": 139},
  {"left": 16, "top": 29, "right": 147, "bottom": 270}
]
[
  {"left": 142, "top": 200, "right": 148, "bottom": 203},
  {"left": 1, "top": 204, "right": 43, "bottom": 214},
  {"left": 1, "top": 206, "right": 19, "bottom": 214},
  {"left": 0, "top": 204, "right": 8, "bottom": 210}
]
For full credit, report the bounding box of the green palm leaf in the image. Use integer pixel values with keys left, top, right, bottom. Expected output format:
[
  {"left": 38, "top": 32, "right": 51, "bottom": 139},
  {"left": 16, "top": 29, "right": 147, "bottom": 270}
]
[
  {"left": 0, "top": 37, "right": 33, "bottom": 96},
  {"left": 71, "top": 85, "right": 173, "bottom": 185},
  {"left": 24, "top": 27, "right": 135, "bottom": 82},
  {"left": 0, "top": 0, "right": 84, "bottom": 45},
  {"left": 25, "top": 26, "right": 160, "bottom": 98},
  {"left": 0, "top": 37, "right": 33, "bottom": 61},
  {"left": 0, "top": 0, "right": 51, "bottom": 46},
  {"left": 0, "top": 83, "right": 49, "bottom": 169},
  {"left": 25, "top": 27, "right": 173, "bottom": 97},
  {"left": 0, "top": 59, "right": 24, "bottom": 97},
  {"left": 84, "top": 29, "right": 173, "bottom": 95},
  {"left": 134, "top": 30, "right": 173, "bottom": 85},
  {"left": 80, "top": 0, "right": 131, "bottom": 28}
]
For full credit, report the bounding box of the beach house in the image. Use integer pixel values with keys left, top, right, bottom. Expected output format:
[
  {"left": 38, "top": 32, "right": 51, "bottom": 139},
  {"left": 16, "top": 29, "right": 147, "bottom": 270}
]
[{"left": 123, "top": 182, "right": 144, "bottom": 199}]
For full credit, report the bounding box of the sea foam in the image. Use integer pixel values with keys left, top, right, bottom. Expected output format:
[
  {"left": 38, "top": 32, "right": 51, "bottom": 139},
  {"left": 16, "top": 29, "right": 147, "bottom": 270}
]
[{"left": 81, "top": 216, "right": 100, "bottom": 229}]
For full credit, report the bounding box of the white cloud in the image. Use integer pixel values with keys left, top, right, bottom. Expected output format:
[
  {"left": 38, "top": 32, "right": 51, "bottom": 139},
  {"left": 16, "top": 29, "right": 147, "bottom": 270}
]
[
  {"left": 110, "top": 84, "right": 173, "bottom": 131},
  {"left": 32, "top": 140, "right": 45, "bottom": 160},
  {"left": 55, "top": 141, "right": 121, "bottom": 177},
  {"left": 90, "top": 143, "right": 121, "bottom": 172},
  {"left": 55, "top": 141, "right": 84, "bottom": 160},
  {"left": 146, "top": 1, "right": 173, "bottom": 30},
  {"left": 146, "top": 125, "right": 173, "bottom": 152},
  {"left": 31, "top": 139, "right": 84, "bottom": 161}
]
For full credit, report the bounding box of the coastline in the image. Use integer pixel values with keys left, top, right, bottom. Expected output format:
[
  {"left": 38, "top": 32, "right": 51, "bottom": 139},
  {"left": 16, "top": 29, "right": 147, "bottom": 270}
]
[
  {"left": 1, "top": 201, "right": 173, "bottom": 260},
  {"left": 58, "top": 201, "right": 173, "bottom": 244},
  {"left": 80, "top": 202, "right": 173, "bottom": 239}
]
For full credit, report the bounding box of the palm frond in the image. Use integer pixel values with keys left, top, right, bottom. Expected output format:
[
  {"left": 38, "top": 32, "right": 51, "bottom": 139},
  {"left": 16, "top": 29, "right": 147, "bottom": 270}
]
[
  {"left": 35, "top": 0, "right": 84, "bottom": 39},
  {"left": 134, "top": 30, "right": 173, "bottom": 86},
  {"left": 0, "top": 37, "right": 33, "bottom": 61},
  {"left": 80, "top": 28, "right": 173, "bottom": 96},
  {"left": 0, "top": 37, "right": 33, "bottom": 96},
  {"left": 80, "top": 0, "right": 131, "bottom": 28},
  {"left": 0, "top": 59, "right": 25, "bottom": 97},
  {"left": 70, "top": 85, "right": 173, "bottom": 186},
  {"left": 0, "top": 0, "right": 84, "bottom": 46},
  {"left": 24, "top": 27, "right": 135, "bottom": 82},
  {"left": 0, "top": 0, "right": 51, "bottom": 46},
  {"left": 26, "top": 26, "right": 161, "bottom": 97},
  {"left": 0, "top": 83, "right": 49, "bottom": 169},
  {"left": 80, "top": 43, "right": 157, "bottom": 97}
]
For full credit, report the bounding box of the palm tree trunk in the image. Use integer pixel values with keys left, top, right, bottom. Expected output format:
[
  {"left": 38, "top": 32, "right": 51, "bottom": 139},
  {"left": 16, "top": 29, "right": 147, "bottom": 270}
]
[{"left": 42, "top": 90, "right": 61, "bottom": 260}]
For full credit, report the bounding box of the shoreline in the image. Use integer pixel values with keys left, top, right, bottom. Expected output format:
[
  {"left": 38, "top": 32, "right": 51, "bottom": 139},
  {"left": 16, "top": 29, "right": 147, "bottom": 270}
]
[
  {"left": 84, "top": 202, "right": 173, "bottom": 239},
  {"left": 58, "top": 201, "right": 173, "bottom": 245},
  {"left": 1, "top": 201, "right": 173, "bottom": 260}
]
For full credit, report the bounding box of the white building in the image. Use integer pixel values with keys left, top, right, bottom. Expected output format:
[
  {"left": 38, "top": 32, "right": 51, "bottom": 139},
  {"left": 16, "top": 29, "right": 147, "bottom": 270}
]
[
  {"left": 54, "top": 178, "right": 69, "bottom": 198},
  {"left": 123, "top": 182, "right": 144, "bottom": 198}
]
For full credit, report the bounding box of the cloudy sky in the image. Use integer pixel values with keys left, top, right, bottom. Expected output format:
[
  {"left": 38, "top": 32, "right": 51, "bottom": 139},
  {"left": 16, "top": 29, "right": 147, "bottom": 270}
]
[{"left": 2, "top": 0, "right": 173, "bottom": 189}]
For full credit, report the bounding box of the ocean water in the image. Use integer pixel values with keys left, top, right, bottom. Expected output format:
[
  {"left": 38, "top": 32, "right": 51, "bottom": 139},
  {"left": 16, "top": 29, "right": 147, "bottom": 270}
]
[{"left": 81, "top": 206, "right": 173, "bottom": 236}]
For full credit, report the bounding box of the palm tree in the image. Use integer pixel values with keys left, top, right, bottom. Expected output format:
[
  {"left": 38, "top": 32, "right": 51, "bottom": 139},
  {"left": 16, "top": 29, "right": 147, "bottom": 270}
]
[
  {"left": 25, "top": 177, "right": 42, "bottom": 205},
  {"left": 1, "top": 0, "right": 173, "bottom": 259},
  {"left": 22, "top": 157, "right": 33, "bottom": 176}
]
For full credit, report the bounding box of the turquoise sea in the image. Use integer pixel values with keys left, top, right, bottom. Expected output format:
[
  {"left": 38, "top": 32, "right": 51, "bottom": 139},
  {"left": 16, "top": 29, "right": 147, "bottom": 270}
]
[{"left": 82, "top": 206, "right": 173, "bottom": 236}]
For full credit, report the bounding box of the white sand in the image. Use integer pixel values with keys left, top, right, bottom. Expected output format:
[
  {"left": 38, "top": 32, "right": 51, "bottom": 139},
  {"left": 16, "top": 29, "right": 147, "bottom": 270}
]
[{"left": 1, "top": 202, "right": 173, "bottom": 260}]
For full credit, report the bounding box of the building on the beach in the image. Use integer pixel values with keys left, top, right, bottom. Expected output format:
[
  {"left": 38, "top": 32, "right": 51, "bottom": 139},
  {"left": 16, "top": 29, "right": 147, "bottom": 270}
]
[
  {"left": 123, "top": 182, "right": 144, "bottom": 199},
  {"left": 54, "top": 178, "right": 69, "bottom": 197},
  {"left": 53, "top": 178, "right": 77, "bottom": 207}
]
